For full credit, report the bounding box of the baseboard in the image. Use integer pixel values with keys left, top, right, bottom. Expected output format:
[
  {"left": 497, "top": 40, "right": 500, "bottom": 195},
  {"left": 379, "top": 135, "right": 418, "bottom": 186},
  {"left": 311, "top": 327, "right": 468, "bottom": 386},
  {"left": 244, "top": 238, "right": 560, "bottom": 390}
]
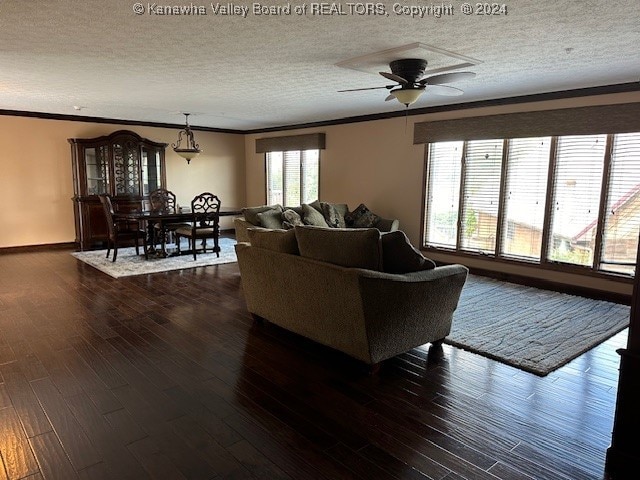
[
  {"left": 0, "top": 242, "right": 77, "bottom": 254},
  {"left": 466, "top": 266, "right": 631, "bottom": 305}
]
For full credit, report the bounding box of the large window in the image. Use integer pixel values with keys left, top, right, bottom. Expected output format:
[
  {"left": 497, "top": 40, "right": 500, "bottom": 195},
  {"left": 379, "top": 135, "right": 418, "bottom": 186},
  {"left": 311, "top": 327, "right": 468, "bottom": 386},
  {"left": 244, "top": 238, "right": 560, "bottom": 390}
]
[
  {"left": 266, "top": 150, "right": 319, "bottom": 206},
  {"left": 424, "top": 132, "right": 640, "bottom": 277}
]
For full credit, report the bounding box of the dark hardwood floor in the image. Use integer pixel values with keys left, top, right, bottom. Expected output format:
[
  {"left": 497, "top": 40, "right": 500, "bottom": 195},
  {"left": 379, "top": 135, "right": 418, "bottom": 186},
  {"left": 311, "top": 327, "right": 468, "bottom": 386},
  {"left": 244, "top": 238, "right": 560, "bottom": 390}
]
[{"left": 0, "top": 246, "right": 628, "bottom": 480}]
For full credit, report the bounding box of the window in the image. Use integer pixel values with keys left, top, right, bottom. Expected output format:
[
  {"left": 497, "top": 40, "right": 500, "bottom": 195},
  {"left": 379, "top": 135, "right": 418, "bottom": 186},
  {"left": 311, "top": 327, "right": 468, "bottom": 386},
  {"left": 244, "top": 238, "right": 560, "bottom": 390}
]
[
  {"left": 424, "top": 132, "right": 640, "bottom": 277},
  {"left": 266, "top": 150, "right": 319, "bottom": 206},
  {"left": 424, "top": 142, "right": 463, "bottom": 248},
  {"left": 600, "top": 133, "right": 640, "bottom": 274},
  {"left": 501, "top": 137, "right": 551, "bottom": 260},
  {"left": 548, "top": 135, "right": 606, "bottom": 266},
  {"left": 460, "top": 140, "right": 503, "bottom": 253}
]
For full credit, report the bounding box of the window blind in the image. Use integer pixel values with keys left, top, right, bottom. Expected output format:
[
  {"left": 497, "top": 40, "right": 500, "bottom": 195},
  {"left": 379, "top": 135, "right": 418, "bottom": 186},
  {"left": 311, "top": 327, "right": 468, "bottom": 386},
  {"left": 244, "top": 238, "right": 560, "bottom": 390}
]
[
  {"left": 424, "top": 141, "right": 463, "bottom": 248},
  {"left": 460, "top": 139, "right": 504, "bottom": 253},
  {"left": 501, "top": 137, "right": 551, "bottom": 260},
  {"left": 301, "top": 150, "right": 319, "bottom": 204},
  {"left": 266, "top": 152, "right": 284, "bottom": 205},
  {"left": 600, "top": 132, "right": 640, "bottom": 274},
  {"left": 548, "top": 134, "right": 606, "bottom": 266},
  {"left": 283, "top": 151, "right": 301, "bottom": 206}
]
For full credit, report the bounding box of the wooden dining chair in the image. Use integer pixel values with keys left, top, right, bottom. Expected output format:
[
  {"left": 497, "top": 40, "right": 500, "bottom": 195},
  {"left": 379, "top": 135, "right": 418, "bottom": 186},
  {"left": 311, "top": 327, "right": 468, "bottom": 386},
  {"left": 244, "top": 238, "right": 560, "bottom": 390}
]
[
  {"left": 174, "top": 193, "right": 221, "bottom": 260},
  {"left": 149, "top": 188, "right": 189, "bottom": 252},
  {"left": 98, "top": 194, "right": 148, "bottom": 262}
]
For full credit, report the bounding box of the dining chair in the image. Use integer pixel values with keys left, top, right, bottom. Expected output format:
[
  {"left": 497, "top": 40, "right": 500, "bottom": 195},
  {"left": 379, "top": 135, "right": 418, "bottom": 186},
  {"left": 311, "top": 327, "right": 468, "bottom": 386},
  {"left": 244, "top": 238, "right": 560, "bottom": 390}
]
[
  {"left": 98, "top": 194, "right": 148, "bottom": 262},
  {"left": 174, "top": 192, "right": 221, "bottom": 260},
  {"left": 148, "top": 188, "right": 189, "bottom": 253}
]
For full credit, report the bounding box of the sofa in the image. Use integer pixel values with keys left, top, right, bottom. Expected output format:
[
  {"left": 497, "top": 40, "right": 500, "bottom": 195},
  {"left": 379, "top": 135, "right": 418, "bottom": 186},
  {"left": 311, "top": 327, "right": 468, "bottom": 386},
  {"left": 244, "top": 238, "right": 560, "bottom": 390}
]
[
  {"left": 234, "top": 200, "right": 399, "bottom": 243},
  {"left": 234, "top": 225, "right": 468, "bottom": 367}
]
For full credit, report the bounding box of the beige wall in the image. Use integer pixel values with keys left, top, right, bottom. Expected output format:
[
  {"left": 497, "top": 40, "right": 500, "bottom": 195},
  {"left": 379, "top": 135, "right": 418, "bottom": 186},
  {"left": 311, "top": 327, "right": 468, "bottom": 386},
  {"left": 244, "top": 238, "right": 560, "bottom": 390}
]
[
  {"left": 0, "top": 116, "right": 245, "bottom": 248},
  {"left": 245, "top": 91, "right": 640, "bottom": 296}
]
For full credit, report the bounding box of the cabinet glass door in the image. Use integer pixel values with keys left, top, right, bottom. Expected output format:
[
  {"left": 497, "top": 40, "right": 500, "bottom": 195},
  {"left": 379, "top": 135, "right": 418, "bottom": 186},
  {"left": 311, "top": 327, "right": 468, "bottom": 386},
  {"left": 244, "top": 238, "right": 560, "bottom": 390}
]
[
  {"left": 113, "top": 139, "right": 141, "bottom": 195},
  {"left": 84, "top": 146, "right": 110, "bottom": 195},
  {"left": 142, "top": 147, "right": 162, "bottom": 195}
]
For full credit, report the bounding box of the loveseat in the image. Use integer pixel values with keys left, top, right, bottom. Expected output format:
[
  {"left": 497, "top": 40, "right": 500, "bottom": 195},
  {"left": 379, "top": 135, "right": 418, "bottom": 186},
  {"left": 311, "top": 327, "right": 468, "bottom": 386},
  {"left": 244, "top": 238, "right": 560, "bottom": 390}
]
[
  {"left": 234, "top": 225, "right": 468, "bottom": 367},
  {"left": 234, "top": 200, "right": 399, "bottom": 243}
]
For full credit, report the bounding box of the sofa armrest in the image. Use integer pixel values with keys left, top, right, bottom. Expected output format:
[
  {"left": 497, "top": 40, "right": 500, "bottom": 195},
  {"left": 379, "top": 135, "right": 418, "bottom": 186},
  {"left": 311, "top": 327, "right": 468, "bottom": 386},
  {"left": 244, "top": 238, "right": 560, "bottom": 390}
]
[
  {"left": 376, "top": 217, "right": 399, "bottom": 232},
  {"left": 357, "top": 264, "right": 468, "bottom": 363},
  {"left": 234, "top": 217, "right": 257, "bottom": 243}
]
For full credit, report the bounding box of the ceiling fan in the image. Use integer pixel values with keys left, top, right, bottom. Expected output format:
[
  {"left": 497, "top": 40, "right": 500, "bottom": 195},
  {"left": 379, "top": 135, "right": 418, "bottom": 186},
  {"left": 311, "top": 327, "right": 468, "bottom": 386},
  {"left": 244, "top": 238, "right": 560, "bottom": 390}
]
[{"left": 338, "top": 58, "right": 476, "bottom": 107}]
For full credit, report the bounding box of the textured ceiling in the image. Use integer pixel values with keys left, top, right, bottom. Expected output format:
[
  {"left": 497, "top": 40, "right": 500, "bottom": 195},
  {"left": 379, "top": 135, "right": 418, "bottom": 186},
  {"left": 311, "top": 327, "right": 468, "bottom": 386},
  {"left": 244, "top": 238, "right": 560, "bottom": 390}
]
[{"left": 0, "top": 0, "right": 639, "bottom": 130}]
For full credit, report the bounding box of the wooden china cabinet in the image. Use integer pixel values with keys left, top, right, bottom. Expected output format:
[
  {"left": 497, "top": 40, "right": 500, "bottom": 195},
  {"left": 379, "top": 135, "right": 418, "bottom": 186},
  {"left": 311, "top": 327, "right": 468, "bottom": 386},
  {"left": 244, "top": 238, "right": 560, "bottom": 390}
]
[{"left": 69, "top": 130, "right": 167, "bottom": 250}]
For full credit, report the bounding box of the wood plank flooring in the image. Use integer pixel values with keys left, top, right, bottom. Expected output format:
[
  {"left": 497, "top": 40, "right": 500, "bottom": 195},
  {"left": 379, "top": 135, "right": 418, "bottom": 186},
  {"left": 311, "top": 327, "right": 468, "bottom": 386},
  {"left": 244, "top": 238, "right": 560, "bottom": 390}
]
[{"left": 0, "top": 246, "right": 628, "bottom": 479}]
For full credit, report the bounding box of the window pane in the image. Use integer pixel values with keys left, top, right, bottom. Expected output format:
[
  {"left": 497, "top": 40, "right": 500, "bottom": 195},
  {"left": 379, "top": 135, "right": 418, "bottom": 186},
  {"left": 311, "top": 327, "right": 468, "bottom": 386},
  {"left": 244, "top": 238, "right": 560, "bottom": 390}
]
[
  {"left": 424, "top": 141, "right": 463, "bottom": 248},
  {"left": 548, "top": 134, "right": 606, "bottom": 266},
  {"left": 501, "top": 137, "right": 551, "bottom": 260},
  {"left": 301, "top": 150, "right": 319, "bottom": 204},
  {"left": 600, "top": 132, "right": 640, "bottom": 275},
  {"left": 460, "top": 139, "right": 504, "bottom": 253},
  {"left": 266, "top": 152, "right": 283, "bottom": 205},
  {"left": 283, "top": 151, "right": 301, "bottom": 207}
]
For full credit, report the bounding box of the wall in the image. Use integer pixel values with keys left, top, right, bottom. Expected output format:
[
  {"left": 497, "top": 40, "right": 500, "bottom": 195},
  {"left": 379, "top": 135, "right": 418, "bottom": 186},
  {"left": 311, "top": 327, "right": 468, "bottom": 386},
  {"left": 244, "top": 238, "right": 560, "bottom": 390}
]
[
  {"left": 0, "top": 115, "right": 245, "bottom": 248},
  {"left": 245, "top": 91, "right": 640, "bottom": 296}
]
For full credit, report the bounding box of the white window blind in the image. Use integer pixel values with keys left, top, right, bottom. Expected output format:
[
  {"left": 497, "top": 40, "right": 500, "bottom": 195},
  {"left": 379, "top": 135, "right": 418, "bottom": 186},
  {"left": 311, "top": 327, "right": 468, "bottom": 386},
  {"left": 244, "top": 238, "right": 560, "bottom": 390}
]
[
  {"left": 301, "top": 150, "right": 319, "bottom": 204},
  {"left": 424, "top": 141, "right": 463, "bottom": 248},
  {"left": 266, "top": 150, "right": 320, "bottom": 206},
  {"left": 548, "top": 134, "right": 606, "bottom": 266},
  {"left": 600, "top": 132, "right": 640, "bottom": 274},
  {"left": 501, "top": 137, "right": 551, "bottom": 260},
  {"left": 460, "top": 139, "right": 504, "bottom": 253}
]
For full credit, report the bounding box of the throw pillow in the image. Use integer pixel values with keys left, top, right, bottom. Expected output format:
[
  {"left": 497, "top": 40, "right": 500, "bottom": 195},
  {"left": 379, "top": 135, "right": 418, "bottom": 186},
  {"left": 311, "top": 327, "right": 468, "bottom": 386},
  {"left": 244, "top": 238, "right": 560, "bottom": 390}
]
[
  {"left": 302, "top": 204, "right": 329, "bottom": 227},
  {"left": 381, "top": 230, "right": 436, "bottom": 273},
  {"left": 247, "top": 228, "right": 299, "bottom": 255},
  {"left": 257, "top": 209, "right": 284, "bottom": 229},
  {"left": 282, "top": 208, "right": 304, "bottom": 229},
  {"left": 344, "top": 203, "right": 380, "bottom": 228},
  {"left": 320, "top": 202, "right": 347, "bottom": 228},
  {"left": 294, "top": 225, "right": 383, "bottom": 270},
  {"left": 308, "top": 199, "right": 323, "bottom": 213},
  {"left": 242, "top": 204, "right": 283, "bottom": 226}
]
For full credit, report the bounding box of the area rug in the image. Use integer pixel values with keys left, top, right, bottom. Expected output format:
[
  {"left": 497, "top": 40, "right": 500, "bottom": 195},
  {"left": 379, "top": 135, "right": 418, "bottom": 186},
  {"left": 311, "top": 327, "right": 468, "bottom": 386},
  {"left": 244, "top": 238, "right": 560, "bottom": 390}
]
[
  {"left": 447, "top": 275, "right": 630, "bottom": 376},
  {"left": 71, "top": 237, "right": 237, "bottom": 278}
]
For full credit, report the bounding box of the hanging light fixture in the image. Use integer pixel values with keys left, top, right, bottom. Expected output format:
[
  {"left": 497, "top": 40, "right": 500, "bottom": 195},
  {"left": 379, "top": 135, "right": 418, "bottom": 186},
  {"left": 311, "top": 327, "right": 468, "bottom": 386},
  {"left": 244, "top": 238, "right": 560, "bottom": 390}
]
[{"left": 172, "top": 113, "right": 201, "bottom": 164}]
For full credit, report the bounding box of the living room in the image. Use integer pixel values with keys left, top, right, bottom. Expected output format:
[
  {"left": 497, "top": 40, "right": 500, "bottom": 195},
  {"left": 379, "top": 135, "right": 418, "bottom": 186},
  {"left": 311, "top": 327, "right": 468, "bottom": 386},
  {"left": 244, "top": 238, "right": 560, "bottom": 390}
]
[{"left": 1, "top": 0, "right": 639, "bottom": 479}]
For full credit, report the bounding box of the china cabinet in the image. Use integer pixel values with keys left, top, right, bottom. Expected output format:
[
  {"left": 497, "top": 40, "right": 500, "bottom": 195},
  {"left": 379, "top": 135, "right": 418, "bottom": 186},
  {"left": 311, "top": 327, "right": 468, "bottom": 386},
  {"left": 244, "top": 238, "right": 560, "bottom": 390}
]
[{"left": 69, "top": 130, "right": 167, "bottom": 250}]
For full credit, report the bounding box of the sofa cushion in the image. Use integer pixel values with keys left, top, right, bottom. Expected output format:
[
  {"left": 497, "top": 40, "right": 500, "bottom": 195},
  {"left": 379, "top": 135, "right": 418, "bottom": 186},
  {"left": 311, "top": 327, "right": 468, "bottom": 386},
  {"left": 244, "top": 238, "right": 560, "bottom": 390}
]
[
  {"left": 321, "top": 202, "right": 347, "bottom": 228},
  {"left": 308, "top": 199, "right": 323, "bottom": 213},
  {"left": 344, "top": 203, "right": 380, "bottom": 228},
  {"left": 302, "top": 204, "right": 329, "bottom": 227},
  {"left": 247, "top": 228, "right": 299, "bottom": 255},
  {"left": 243, "top": 204, "right": 283, "bottom": 226},
  {"left": 381, "top": 230, "right": 436, "bottom": 274},
  {"left": 295, "top": 225, "right": 382, "bottom": 270},
  {"left": 282, "top": 208, "right": 304, "bottom": 229}
]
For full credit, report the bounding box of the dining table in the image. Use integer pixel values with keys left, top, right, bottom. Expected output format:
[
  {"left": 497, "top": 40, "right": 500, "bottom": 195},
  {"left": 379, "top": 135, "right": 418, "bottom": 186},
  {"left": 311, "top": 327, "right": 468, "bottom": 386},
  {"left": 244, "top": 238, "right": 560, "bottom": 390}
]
[{"left": 114, "top": 206, "right": 242, "bottom": 257}]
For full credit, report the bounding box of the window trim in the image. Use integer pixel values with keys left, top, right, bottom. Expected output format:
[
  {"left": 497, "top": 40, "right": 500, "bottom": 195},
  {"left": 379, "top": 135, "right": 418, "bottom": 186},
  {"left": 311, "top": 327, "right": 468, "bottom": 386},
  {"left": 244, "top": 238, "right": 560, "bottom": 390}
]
[{"left": 421, "top": 133, "right": 638, "bottom": 282}]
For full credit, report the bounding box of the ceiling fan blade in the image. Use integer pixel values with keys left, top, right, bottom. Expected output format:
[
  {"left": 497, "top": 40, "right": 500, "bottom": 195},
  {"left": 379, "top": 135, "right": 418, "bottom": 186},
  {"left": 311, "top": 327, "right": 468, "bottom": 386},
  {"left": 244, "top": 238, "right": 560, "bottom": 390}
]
[
  {"left": 420, "top": 71, "right": 476, "bottom": 85},
  {"left": 337, "top": 86, "right": 392, "bottom": 92},
  {"left": 379, "top": 72, "right": 408, "bottom": 84},
  {"left": 424, "top": 84, "right": 464, "bottom": 96},
  {"left": 385, "top": 94, "right": 395, "bottom": 102}
]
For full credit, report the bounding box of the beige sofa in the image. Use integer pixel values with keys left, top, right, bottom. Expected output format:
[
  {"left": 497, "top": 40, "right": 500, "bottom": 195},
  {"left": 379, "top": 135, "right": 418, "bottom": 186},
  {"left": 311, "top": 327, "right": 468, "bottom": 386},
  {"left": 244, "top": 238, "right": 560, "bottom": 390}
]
[
  {"left": 235, "top": 226, "right": 468, "bottom": 367},
  {"left": 234, "top": 201, "right": 399, "bottom": 243}
]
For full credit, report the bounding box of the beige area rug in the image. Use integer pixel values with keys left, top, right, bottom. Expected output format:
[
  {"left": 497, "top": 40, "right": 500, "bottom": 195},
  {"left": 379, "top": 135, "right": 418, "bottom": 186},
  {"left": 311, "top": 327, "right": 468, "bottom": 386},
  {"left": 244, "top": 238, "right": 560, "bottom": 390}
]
[
  {"left": 72, "top": 237, "right": 237, "bottom": 278},
  {"left": 448, "top": 275, "right": 630, "bottom": 376}
]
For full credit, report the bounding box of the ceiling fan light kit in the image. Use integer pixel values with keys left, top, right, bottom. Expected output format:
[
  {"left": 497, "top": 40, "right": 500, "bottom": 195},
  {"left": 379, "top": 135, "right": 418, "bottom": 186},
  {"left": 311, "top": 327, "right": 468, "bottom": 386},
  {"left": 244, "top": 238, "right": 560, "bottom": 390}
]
[{"left": 391, "top": 88, "right": 425, "bottom": 106}]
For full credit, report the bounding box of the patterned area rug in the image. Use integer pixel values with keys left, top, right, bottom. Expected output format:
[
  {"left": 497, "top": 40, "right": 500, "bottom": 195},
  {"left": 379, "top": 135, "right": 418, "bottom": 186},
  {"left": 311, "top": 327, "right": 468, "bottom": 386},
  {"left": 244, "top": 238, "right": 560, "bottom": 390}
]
[
  {"left": 448, "top": 275, "right": 630, "bottom": 376},
  {"left": 71, "top": 237, "right": 237, "bottom": 278}
]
